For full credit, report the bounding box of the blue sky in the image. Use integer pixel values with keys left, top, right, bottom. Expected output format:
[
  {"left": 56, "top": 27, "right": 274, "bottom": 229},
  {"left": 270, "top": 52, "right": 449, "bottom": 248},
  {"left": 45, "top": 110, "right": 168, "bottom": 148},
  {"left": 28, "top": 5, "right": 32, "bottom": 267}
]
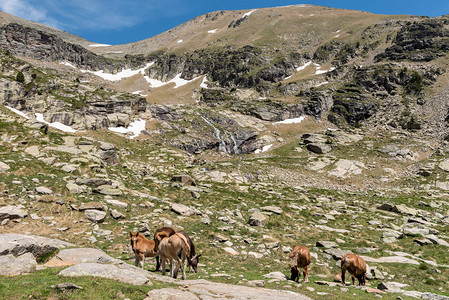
[{"left": 1, "top": 0, "right": 448, "bottom": 45}]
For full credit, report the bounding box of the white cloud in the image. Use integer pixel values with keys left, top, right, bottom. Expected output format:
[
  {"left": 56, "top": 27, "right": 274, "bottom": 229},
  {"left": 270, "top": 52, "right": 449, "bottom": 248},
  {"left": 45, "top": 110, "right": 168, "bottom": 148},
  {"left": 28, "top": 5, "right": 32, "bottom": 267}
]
[
  {"left": 0, "top": 0, "right": 60, "bottom": 28},
  {"left": 0, "top": 0, "right": 183, "bottom": 32}
]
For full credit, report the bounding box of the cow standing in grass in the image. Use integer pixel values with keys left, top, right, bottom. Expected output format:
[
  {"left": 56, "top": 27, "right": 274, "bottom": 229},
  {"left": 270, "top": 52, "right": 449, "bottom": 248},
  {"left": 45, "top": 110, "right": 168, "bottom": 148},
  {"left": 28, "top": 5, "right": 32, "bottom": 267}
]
[
  {"left": 341, "top": 253, "right": 367, "bottom": 286},
  {"left": 153, "top": 227, "right": 176, "bottom": 271},
  {"left": 129, "top": 232, "right": 159, "bottom": 270},
  {"left": 155, "top": 231, "right": 190, "bottom": 280},
  {"left": 178, "top": 230, "right": 201, "bottom": 273},
  {"left": 289, "top": 245, "right": 311, "bottom": 282}
]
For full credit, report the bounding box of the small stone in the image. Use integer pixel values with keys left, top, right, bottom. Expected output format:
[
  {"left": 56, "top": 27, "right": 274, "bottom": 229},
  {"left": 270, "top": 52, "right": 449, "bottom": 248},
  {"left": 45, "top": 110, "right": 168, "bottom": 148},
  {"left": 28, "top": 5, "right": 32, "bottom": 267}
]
[
  {"left": 248, "top": 211, "right": 267, "bottom": 227},
  {"left": 261, "top": 206, "right": 282, "bottom": 215},
  {"left": 84, "top": 210, "right": 106, "bottom": 223},
  {"left": 36, "top": 186, "right": 53, "bottom": 194},
  {"left": 262, "top": 271, "right": 288, "bottom": 281},
  {"left": 366, "top": 288, "right": 385, "bottom": 294},
  {"left": 0, "top": 161, "right": 10, "bottom": 172},
  {"left": 222, "top": 247, "right": 239, "bottom": 256},
  {"left": 171, "top": 203, "right": 196, "bottom": 216},
  {"left": 79, "top": 202, "right": 104, "bottom": 211},
  {"left": 247, "top": 280, "right": 265, "bottom": 287},
  {"left": 110, "top": 210, "right": 125, "bottom": 220},
  {"left": 171, "top": 175, "right": 196, "bottom": 186},
  {"left": 316, "top": 241, "right": 338, "bottom": 248},
  {"left": 106, "top": 199, "right": 128, "bottom": 209}
]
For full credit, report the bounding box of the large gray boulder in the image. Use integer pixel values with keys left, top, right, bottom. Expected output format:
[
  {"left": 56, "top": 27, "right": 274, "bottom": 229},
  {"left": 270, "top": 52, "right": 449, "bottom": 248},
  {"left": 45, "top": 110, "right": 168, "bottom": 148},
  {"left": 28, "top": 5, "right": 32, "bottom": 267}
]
[
  {"left": 0, "top": 233, "right": 73, "bottom": 259},
  {"left": 45, "top": 248, "right": 119, "bottom": 267},
  {"left": 0, "top": 205, "right": 28, "bottom": 220},
  {"left": 0, "top": 253, "right": 36, "bottom": 276},
  {"left": 58, "top": 262, "right": 150, "bottom": 285}
]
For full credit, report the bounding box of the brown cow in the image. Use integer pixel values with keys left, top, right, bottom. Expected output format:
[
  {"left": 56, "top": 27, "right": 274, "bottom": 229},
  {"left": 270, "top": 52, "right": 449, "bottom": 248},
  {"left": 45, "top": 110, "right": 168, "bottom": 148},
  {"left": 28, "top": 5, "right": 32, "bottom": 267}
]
[
  {"left": 341, "top": 254, "right": 367, "bottom": 286},
  {"left": 289, "top": 245, "right": 311, "bottom": 282},
  {"left": 156, "top": 231, "right": 190, "bottom": 279},
  {"left": 129, "top": 232, "right": 158, "bottom": 270},
  {"left": 153, "top": 227, "right": 176, "bottom": 271},
  {"left": 178, "top": 230, "right": 201, "bottom": 273}
]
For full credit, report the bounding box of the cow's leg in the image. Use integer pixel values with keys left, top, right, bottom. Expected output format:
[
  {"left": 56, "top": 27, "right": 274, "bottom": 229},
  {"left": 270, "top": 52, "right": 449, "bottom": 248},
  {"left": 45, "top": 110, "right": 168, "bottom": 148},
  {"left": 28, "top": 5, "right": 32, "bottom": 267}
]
[
  {"left": 351, "top": 274, "right": 356, "bottom": 285},
  {"left": 134, "top": 253, "right": 140, "bottom": 267},
  {"left": 181, "top": 252, "right": 186, "bottom": 280},
  {"left": 155, "top": 255, "right": 160, "bottom": 271},
  {"left": 303, "top": 265, "right": 309, "bottom": 283},
  {"left": 341, "top": 268, "right": 346, "bottom": 285},
  {"left": 161, "top": 256, "right": 166, "bottom": 276},
  {"left": 173, "top": 258, "right": 180, "bottom": 279},
  {"left": 138, "top": 253, "right": 145, "bottom": 269}
]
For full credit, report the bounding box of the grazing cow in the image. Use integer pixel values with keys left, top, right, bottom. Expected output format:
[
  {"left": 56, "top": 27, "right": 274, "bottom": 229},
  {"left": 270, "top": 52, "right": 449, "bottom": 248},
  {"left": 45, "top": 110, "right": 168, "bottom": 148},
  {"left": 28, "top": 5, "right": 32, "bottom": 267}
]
[
  {"left": 178, "top": 230, "right": 201, "bottom": 273},
  {"left": 153, "top": 227, "right": 176, "bottom": 271},
  {"left": 156, "top": 231, "right": 190, "bottom": 280},
  {"left": 289, "top": 245, "right": 311, "bottom": 282},
  {"left": 129, "top": 232, "right": 158, "bottom": 269},
  {"left": 341, "top": 254, "right": 367, "bottom": 286}
]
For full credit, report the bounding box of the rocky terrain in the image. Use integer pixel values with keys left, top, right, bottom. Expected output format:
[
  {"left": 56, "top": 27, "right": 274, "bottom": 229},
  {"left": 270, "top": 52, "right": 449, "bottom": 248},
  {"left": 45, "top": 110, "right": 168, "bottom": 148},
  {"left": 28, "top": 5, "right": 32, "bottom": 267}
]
[{"left": 0, "top": 4, "right": 449, "bottom": 300}]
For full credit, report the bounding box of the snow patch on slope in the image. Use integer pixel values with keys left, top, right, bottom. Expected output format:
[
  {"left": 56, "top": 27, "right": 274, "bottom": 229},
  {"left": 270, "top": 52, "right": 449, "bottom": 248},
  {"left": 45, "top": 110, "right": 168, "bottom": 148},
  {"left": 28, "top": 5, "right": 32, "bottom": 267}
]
[
  {"left": 35, "top": 113, "right": 77, "bottom": 133},
  {"left": 108, "top": 119, "right": 146, "bottom": 139},
  {"left": 81, "top": 62, "right": 154, "bottom": 82},
  {"left": 208, "top": 29, "right": 217, "bottom": 34},
  {"left": 273, "top": 116, "right": 306, "bottom": 125},
  {"left": 242, "top": 9, "right": 257, "bottom": 18},
  {"left": 5, "top": 106, "right": 29, "bottom": 119}
]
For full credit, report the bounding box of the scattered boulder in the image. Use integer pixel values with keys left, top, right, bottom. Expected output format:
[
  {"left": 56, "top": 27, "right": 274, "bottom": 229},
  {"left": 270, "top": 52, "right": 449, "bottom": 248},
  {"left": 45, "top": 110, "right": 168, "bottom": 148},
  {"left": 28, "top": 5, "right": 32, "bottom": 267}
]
[
  {"left": 66, "top": 182, "right": 84, "bottom": 194},
  {"left": 171, "top": 175, "right": 196, "bottom": 186},
  {"left": 171, "top": 203, "right": 196, "bottom": 216},
  {"left": 261, "top": 206, "right": 282, "bottom": 215},
  {"left": 365, "top": 288, "right": 385, "bottom": 294},
  {"left": 377, "top": 203, "right": 417, "bottom": 216},
  {"left": 306, "top": 143, "right": 331, "bottom": 154},
  {"left": 403, "top": 223, "right": 434, "bottom": 236},
  {"left": 76, "top": 178, "right": 112, "bottom": 187},
  {"left": 247, "top": 280, "right": 265, "bottom": 287},
  {"left": 324, "top": 248, "right": 349, "bottom": 260},
  {"left": 110, "top": 209, "right": 125, "bottom": 219},
  {"left": 79, "top": 202, "right": 104, "bottom": 211},
  {"left": 333, "top": 273, "right": 342, "bottom": 282},
  {"left": 223, "top": 247, "right": 239, "bottom": 256},
  {"left": 58, "top": 262, "right": 150, "bottom": 285},
  {"left": 316, "top": 241, "right": 338, "bottom": 248},
  {"left": 329, "top": 159, "right": 365, "bottom": 178},
  {"left": 248, "top": 211, "right": 267, "bottom": 227},
  {"left": 0, "top": 205, "right": 27, "bottom": 220},
  {"left": 84, "top": 209, "right": 107, "bottom": 223},
  {"left": 93, "top": 185, "right": 123, "bottom": 196},
  {"left": 0, "top": 161, "right": 10, "bottom": 172},
  {"left": 45, "top": 248, "right": 118, "bottom": 267},
  {"left": 262, "top": 271, "right": 288, "bottom": 281},
  {"left": 106, "top": 199, "right": 128, "bottom": 209},
  {"left": 0, "top": 253, "right": 36, "bottom": 276},
  {"left": 35, "top": 186, "right": 53, "bottom": 194},
  {"left": 382, "top": 229, "right": 404, "bottom": 243}
]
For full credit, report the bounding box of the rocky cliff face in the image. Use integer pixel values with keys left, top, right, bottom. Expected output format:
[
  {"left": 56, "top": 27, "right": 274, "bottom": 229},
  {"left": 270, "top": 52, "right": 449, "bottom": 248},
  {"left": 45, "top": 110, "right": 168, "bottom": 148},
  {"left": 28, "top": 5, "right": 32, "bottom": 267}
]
[{"left": 0, "top": 51, "right": 146, "bottom": 130}]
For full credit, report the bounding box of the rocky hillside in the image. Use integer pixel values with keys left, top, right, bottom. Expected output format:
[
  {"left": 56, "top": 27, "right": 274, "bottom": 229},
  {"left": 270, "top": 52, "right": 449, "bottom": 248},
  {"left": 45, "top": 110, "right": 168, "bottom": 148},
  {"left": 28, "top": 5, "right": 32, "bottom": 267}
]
[{"left": 0, "top": 5, "right": 449, "bottom": 300}]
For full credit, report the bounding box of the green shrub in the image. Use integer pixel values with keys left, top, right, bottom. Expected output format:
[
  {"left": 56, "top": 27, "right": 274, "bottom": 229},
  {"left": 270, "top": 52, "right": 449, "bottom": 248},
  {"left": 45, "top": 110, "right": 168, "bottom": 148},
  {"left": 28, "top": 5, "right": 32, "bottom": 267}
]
[{"left": 16, "top": 71, "right": 25, "bottom": 83}]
